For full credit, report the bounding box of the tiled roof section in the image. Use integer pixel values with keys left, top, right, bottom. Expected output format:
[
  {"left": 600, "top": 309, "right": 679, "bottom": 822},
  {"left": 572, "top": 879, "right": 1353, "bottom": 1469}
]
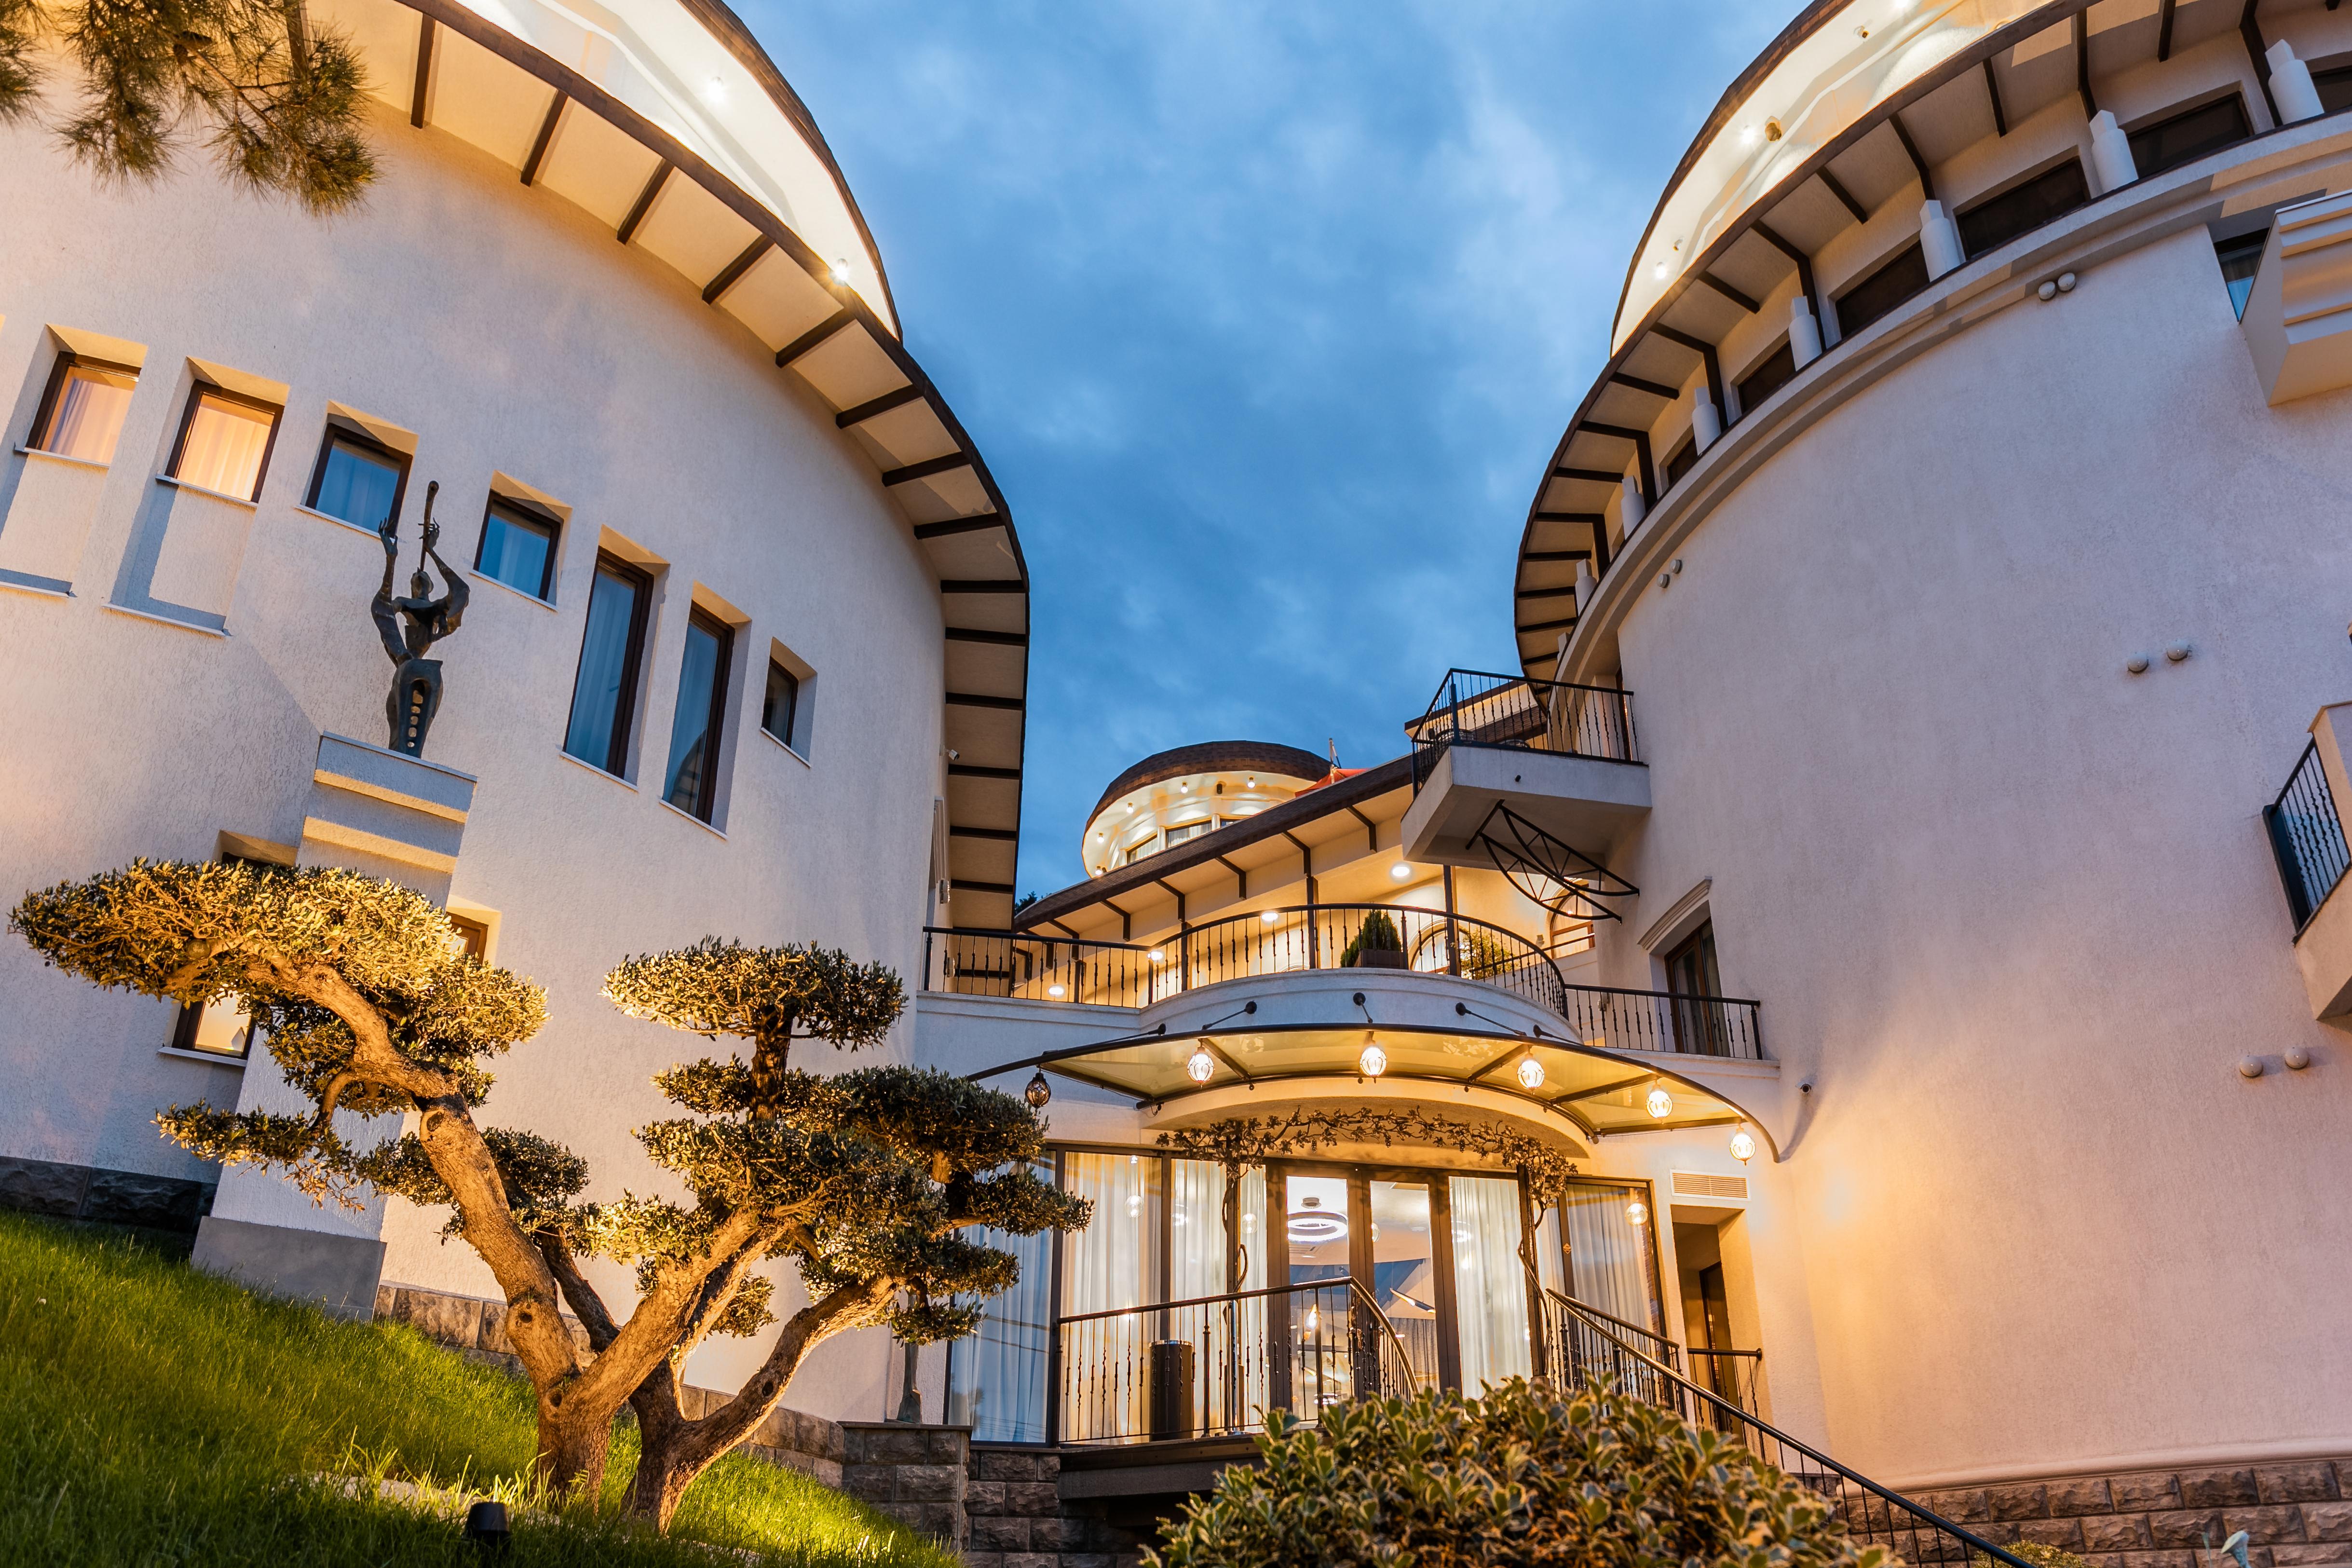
[{"left": 1087, "top": 740, "right": 1332, "bottom": 828}]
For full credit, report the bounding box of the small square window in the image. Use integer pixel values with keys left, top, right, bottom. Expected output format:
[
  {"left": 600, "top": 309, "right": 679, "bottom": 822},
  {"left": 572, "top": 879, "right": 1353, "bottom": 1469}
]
[
  {"left": 1663, "top": 434, "right": 1698, "bottom": 489},
  {"left": 1835, "top": 242, "right": 1928, "bottom": 338},
  {"left": 307, "top": 425, "right": 408, "bottom": 532},
  {"left": 763, "top": 659, "right": 802, "bottom": 750},
  {"left": 1735, "top": 339, "right": 1797, "bottom": 414},
  {"left": 476, "top": 496, "right": 559, "bottom": 601},
  {"left": 2127, "top": 96, "right": 2250, "bottom": 181},
  {"left": 170, "top": 385, "right": 280, "bottom": 502},
  {"left": 447, "top": 912, "right": 489, "bottom": 960},
  {"left": 31, "top": 354, "right": 138, "bottom": 464}
]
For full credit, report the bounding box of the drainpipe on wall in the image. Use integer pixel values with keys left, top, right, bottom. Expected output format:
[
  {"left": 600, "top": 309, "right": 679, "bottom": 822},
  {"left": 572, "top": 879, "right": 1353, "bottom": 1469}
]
[
  {"left": 1790, "top": 294, "right": 1822, "bottom": 369},
  {"left": 2087, "top": 110, "right": 2138, "bottom": 193},
  {"left": 1920, "top": 201, "right": 1966, "bottom": 279},
  {"left": 2268, "top": 41, "right": 2325, "bottom": 123}
]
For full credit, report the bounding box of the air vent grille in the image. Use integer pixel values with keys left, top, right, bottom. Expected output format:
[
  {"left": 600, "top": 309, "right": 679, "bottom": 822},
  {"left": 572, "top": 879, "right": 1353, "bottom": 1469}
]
[{"left": 1671, "top": 1171, "right": 1749, "bottom": 1201}]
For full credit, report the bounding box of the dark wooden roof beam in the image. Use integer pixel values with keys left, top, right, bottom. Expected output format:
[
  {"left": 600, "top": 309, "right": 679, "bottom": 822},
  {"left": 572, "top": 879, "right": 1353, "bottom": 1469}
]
[
  {"left": 950, "top": 825, "right": 1020, "bottom": 842},
  {"left": 1817, "top": 164, "right": 1868, "bottom": 223},
  {"left": 1982, "top": 56, "right": 2010, "bottom": 134},
  {"left": 775, "top": 309, "right": 852, "bottom": 367},
  {"left": 1890, "top": 112, "right": 1936, "bottom": 204},
  {"left": 702, "top": 235, "right": 771, "bottom": 302},
  {"left": 1519, "top": 614, "right": 1578, "bottom": 634},
  {"left": 939, "top": 579, "right": 1024, "bottom": 594},
  {"left": 883, "top": 451, "right": 973, "bottom": 487},
  {"left": 948, "top": 762, "right": 1022, "bottom": 780},
  {"left": 1553, "top": 466, "right": 1624, "bottom": 485},
  {"left": 836, "top": 384, "right": 924, "bottom": 428},
  {"left": 945, "top": 692, "right": 1024, "bottom": 711},
  {"left": 945, "top": 626, "right": 1028, "bottom": 646},
  {"left": 1698, "top": 271, "right": 1760, "bottom": 313},
  {"left": 1610, "top": 370, "right": 1680, "bottom": 400},
  {"left": 913, "top": 513, "right": 1006, "bottom": 540},
  {"left": 520, "top": 90, "right": 565, "bottom": 184},
  {"left": 617, "top": 162, "right": 671, "bottom": 245}
]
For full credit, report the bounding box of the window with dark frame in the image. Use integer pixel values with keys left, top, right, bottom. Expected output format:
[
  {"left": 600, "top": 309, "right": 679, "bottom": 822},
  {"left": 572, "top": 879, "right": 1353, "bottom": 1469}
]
[
  {"left": 1662, "top": 434, "right": 1698, "bottom": 489},
  {"left": 475, "top": 495, "right": 560, "bottom": 601},
  {"left": 1734, "top": 339, "right": 1798, "bottom": 414},
  {"left": 169, "top": 851, "right": 284, "bottom": 1059},
  {"left": 29, "top": 352, "right": 138, "bottom": 465},
  {"left": 563, "top": 552, "right": 652, "bottom": 777},
  {"left": 1835, "top": 243, "right": 1929, "bottom": 339},
  {"left": 2315, "top": 63, "right": 2352, "bottom": 116},
  {"left": 761, "top": 658, "right": 802, "bottom": 751},
  {"left": 1957, "top": 159, "right": 2090, "bottom": 259},
  {"left": 1664, "top": 920, "right": 1727, "bottom": 1056},
  {"left": 168, "top": 383, "right": 281, "bottom": 503},
  {"left": 305, "top": 423, "right": 408, "bottom": 532},
  {"left": 2215, "top": 230, "right": 2268, "bottom": 320},
  {"left": 2127, "top": 96, "right": 2251, "bottom": 181},
  {"left": 447, "top": 912, "right": 490, "bottom": 960},
  {"left": 663, "top": 608, "right": 734, "bottom": 822}
]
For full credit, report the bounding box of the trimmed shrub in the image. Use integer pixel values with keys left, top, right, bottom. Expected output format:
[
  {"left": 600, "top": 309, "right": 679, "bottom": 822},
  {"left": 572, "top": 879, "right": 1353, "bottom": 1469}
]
[
  {"left": 1150, "top": 1378, "right": 1897, "bottom": 1568},
  {"left": 1340, "top": 910, "right": 1404, "bottom": 967}
]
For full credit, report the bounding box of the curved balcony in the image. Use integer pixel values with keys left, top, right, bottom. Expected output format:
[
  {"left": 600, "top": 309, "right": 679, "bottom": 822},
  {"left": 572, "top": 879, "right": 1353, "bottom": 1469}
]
[{"left": 924, "top": 902, "right": 1762, "bottom": 1062}]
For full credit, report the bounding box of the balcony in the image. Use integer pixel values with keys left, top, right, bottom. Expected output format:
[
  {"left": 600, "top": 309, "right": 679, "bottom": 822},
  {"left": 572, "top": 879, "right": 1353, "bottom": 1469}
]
[
  {"left": 1399, "top": 668, "right": 1650, "bottom": 873},
  {"left": 2266, "top": 706, "right": 2352, "bottom": 1021}
]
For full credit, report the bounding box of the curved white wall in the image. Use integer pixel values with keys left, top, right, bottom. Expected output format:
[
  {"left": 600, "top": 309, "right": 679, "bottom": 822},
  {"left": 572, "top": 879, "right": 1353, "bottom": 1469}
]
[
  {"left": 0, "top": 103, "right": 947, "bottom": 1417},
  {"left": 1590, "top": 221, "right": 2352, "bottom": 1481}
]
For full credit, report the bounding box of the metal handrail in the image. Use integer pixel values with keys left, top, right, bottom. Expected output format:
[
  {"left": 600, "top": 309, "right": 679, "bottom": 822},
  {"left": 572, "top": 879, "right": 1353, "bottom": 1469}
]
[
  {"left": 1542, "top": 1292, "right": 2034, "bottom": 1568},
  {"left": 1411, "top": 667, "right": 1640, "bottom": 791},
  {"left": 2266, "top": 738, "right": 2350, "bottom": 933}
]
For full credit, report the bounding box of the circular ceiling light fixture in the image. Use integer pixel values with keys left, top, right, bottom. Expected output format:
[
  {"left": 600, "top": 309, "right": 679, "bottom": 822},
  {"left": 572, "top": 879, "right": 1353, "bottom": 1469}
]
[
  {"left": 1516, "top": 1053, "right": 1547, "bottom": 1090},
  {"left": 1046, "top": 983, "right": 1068, "bottom": 999},
  {"left": 1261, "top": 910, "right": 1279, "bottom": 924},
  {"left": 1390, "top": 862, "right": 1412, "bottom": 881},
  {"left": 1729, "top": 1126, "right": 1756, "bottom": 1164},
  {"left": 1645, "top": 1085, "right": 1674, "bottom": 1119},
  {"left": 1286, "top": 1209, "right": 1348, "bottom": 1244},
  {"left": 830, "top": 257, "right": 854, "bottom": 283},
  {"left": 1186, "top": 1044, "right": 1216, "bottom": 1083},
  {"left": 1024, "top": 1071, "right": 1051, "bottom": 1108},
  {"left": 1359, "top": 1036, "right": 1388, "bottom": 1078},
  {"left": 1148, "top": 949, "right": 1165, "bottom": 963}
]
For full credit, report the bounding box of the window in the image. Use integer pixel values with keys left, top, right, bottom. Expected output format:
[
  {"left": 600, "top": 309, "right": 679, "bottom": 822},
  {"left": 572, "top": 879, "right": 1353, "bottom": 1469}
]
[
  {"left": 305, "top": 425, "right": 408, "bottom": 532},
  {"left": 1834, "top": 242, "right": 1928, "bottom": 338},
  {"left": 2128, "top": 96, "right": 2250, "bottom": 180},
  {"left": 1735, "top": 339, "right": 1797, "bottom": 413},
  {"left": 1662, "top": 434, "right": 1698, "bottom": 489},
  {"left": 2216, "top": 230, "right": 2268, "bottom": 320},
  {"left": 168, "top": 385, "right": 279, "bottom": 502},
  {"left": 476, "top": 496, "right": 559, "bottom": 601},
  {"left": 1665, "top": 920, "right": 1730, "bottom": 1056},
  {"left": 169, "top": 849, "right": 285, "bottom": 1058},
  {"left": 1665, "top": 921, "right": 1721, "bottom": 997},
  {"left": 1121, "top": 834, "right": 1158, "bottom": 866},
  {"left": 2316, "top": 63, "right": 2352, "bottom": 115},
  {"left": 1957, "top": 159, "right": 2089, "bottom": 258},
  {"left": 563, "top": 553, "right": 652, "bottom": 776},
  {"left": 663, "top": 609, "right": 734, "bottom": 821},
  {"left": 30, "top": 354, "right": 137, "bottom": 464},
  {"left": 762, "top": 658, "right": 801, "bottom": 750},
  {"left": 1164, "top": 818, "right": 1215, "bottom": 848},
  {"left": 447, "top": 912, "right": 489, "bottom": 960}
]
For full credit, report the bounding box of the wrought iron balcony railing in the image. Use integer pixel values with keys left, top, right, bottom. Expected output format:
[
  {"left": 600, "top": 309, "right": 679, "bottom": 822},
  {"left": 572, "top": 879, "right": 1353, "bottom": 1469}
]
[
  {"left": 1411, "top": 668, "right": 1638, "bottom": 791},
  {"left": 2266, "top": 738, "right": 2350, "bottom": 933}
]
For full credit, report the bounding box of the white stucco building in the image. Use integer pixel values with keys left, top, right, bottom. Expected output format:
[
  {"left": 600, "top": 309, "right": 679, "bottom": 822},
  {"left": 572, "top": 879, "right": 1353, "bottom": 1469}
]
[{"left": 0, "top": 0, "right": 1029, "bottom": 1421}]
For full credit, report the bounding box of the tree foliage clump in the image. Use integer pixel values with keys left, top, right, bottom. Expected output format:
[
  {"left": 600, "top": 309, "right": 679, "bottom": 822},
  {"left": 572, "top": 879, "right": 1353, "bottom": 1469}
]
[
  {"left": 9, "top": 862, "right": 1088, "bottom": 1532},
  {"left": 0, "top": 0, "right": 374, "bottom": 213},
  {"left": 1151, "top": 1378, "right": 1897, "bottom": 1568}
]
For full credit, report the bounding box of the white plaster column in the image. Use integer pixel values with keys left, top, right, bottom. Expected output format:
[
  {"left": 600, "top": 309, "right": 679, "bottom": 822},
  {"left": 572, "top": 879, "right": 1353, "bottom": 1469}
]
[
  {"left": 1790, "top": 294, "right": 1822, "bottom": 368},
  {"left": 1920, "top": 201, "right": 1965, "bottom": 279},
  {"left": 2269, "top": 41, "right": 2325, "bottom": 124},
  {"left": 2088, "top": 110, "right": 2138, "bottom": 192},
  {"left": 1692, "top": 395, "right": 1722, "bottom": 453}
]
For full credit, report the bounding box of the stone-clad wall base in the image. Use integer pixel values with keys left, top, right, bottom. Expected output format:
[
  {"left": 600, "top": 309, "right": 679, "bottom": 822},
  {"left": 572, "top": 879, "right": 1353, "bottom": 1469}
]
[
  {"left": 842, "top": 1423, "right": 970, "bottom": 1549},
  {"left": 1917, "top": 1458, "right": 2352, "bottom": 1568},
  {"left": 372, "top": 1283, "right": 847, "bottom": 1487},
  {"left": 0, "top": 1154, "right": 213, "bottom": 1236},
  {"left": 962, "top": 1448, "right": 1148, "bottom": 1568}
]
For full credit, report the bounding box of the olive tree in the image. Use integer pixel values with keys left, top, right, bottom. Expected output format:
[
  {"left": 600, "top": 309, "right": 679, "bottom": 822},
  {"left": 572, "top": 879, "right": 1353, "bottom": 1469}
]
[
  {"left": 0, "top": 0, "right": 374, "bottom": 213},
  {"left": 10, "top": 863, "right": 1086, "bottom": 1527}
]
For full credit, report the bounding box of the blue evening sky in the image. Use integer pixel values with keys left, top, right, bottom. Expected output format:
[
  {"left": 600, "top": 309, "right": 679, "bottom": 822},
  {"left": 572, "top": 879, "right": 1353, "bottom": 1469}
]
[{"left": 735, "top": 1, "right": 1789, "bottom": 898}]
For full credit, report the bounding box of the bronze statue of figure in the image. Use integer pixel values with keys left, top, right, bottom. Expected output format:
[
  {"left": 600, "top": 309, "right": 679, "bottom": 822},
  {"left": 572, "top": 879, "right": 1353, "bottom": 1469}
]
[{"left": 372, "top": 480, "right": 469, "bottom": 755}]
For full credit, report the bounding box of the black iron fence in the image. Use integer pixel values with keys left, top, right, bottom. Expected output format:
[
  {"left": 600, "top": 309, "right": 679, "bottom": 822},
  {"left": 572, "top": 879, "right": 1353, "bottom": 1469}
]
[
  {"left": 1539, "top": 1292, "right": 2032, "bottom": 1568},
  {"left": 926, "top": 910, "right": 1764, "bottom": 1061},
  {"left": 1411, "top": 668, "right": 1638, "bottom": 789},
  {"left": 2266, "top": 739, "right": 2350, "bottom": 932},
  {"left": 1053, "top": 1278, "right": 1422, "bottom": 1445},
  {"left": 1556, "top": 981, "right": 1765, "bottom": 1061}
]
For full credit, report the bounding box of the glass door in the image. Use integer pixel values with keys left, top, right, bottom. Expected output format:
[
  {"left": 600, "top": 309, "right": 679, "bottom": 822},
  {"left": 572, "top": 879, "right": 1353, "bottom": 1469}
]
[
  {"left": 1367, "top": 1179, "right": 1443, "bottom": 1392},
  {"left": 1280, "top": 1172, "right": 1354, "bottom": 1415}
]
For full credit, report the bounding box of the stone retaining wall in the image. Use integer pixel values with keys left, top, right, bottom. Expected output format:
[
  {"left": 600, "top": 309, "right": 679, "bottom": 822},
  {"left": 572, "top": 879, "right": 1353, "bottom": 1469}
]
[
  {"left": 1917, "top": 1457, "right": 2352, "bottom": 1568},
  {"left": 842, "top": 1422, "right": 970, "bottom": 1550},
  {"left": 372, "top": 1282, "right": 846, "bottom": 1486},
  {"left": 0, "top": 1154, "right": 212, "bottom": 1235},
  {"left": 962, "top": 1448, "right": 1147, "bottom": 1568}
]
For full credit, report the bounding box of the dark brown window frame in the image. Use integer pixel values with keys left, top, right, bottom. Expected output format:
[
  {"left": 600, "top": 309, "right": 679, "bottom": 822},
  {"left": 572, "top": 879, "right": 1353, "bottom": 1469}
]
[
  {"left": 666, "top": 606, "right": 735, "bottom": 822},
  {"left": 1834, "top": 241, "right": 1929, "bottom": 340},
  {"left": 761, "top": 656, "right": 803, "bottom": 751},
  {"left": 27, "top": 350, "right": 140, "bottom": 456},
  {"left": 474, "top": 491, "right": 563, "bottom": 601},
  {"left": 1955, "top": 155, "right": 2091, "bottom": 260},
  {"left": 566, "top": 550, "right": 654, "bottom": 777},
  {"left": 166, "top": 379, "right": 284, "bottom": 503},
  {"left": 302, "top": 419, "right": 412, "bottom": 531},
  {"left": 1734, "top": 336, "right": 1798, "bottom": 415},
  {"left": 2124, "top": 91, "right": 2253, "bottom": 182}
]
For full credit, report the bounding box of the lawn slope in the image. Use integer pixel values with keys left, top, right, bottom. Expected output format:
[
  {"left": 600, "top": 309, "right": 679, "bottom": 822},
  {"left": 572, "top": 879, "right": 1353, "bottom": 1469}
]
[{"left": 0, "top": 1213, "right": 953, "bottom": 1568}]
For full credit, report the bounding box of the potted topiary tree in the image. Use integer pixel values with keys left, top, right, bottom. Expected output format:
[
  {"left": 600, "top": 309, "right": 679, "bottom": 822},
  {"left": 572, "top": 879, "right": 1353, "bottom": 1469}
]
[{"left": 1339, "top": 909, "right": 1406, "bottom": 969}]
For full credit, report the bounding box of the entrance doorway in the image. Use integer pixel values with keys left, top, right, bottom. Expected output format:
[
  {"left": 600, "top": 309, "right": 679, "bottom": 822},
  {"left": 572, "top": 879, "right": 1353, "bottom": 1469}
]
[{"left": 1279, "top": 1167, "right": 1462, "bottom": 1395}]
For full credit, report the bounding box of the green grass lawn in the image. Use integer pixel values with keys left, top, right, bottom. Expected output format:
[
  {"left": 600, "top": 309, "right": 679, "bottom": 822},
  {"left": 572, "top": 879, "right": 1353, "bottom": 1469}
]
[{"left": 0, "top": 1212, "right": 958, "bottom": 1568}]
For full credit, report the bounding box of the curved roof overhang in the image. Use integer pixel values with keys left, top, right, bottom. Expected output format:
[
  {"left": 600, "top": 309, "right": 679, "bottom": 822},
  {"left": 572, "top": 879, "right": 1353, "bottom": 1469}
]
[
  {"left": 971, "top": 1021, "right": 1778, "bottom": 1157},
  {"left": 1513, "top": 0, "right": 2229, "bottom": 677},
  {"left": 317, "top": 0, "right": 1032, "bottom": 927}
]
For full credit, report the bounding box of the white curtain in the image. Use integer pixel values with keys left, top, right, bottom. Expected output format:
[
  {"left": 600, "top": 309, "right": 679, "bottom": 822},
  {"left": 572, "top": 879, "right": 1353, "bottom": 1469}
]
[
  {"left": 1561, "top": 1180, "right": 1662, "bottom": 1333},
  {"left": 1448, "top": 1175, "right": 1533, "bottom": 1392},
  {"left": 176, "top": 395, "right": 273, "bottom": 498},
  {"left": 47, "top": 368, "right": 134, "bottom": 463},
  {"left": 1060, "top": 1154, "right": 1160, "bottom": 1441},
  {"left": 945, "top": 1218, "right": 1053, "bottom": 1442}
]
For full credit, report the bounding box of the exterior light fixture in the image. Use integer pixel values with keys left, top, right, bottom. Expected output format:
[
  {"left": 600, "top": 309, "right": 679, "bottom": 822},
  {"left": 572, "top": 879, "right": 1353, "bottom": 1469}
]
[
  {"left": 831, "top": 257, "right": 854, "bottom": 283},
  {"left": 1260, "top": 910, "right": 1279, "bottom": 924},
  {"left": 1148, "top": 949, "right": 1165, "bottom": 963},
  {"left": 1516, "top": 1053, "right": 1547, "bottom": 1090},
  {"left": 1625, "top": 1199, "right": 1648, "bottom": 1227},
  {"left": 1390, "top": 862, "right": 1411, "bottom": 880},
  {"left": 1180, "top": 781, "right": 1190, "bottom": 792},
  {"left": 1652, "top": 261, "right": 1668, "bottom": 280},
  {"left": 1024, "top": 1071, "right": 1051, "bottom": 1108},
  {"left": 1187, "top": 1044, "right": 1216, "bottom": 1083},
  {"left": 1126, "top": 803, "right": 1136, "bottom": 814},
  {"left": 1729, "top": 1126, "right": 1756, "bottom": 1164},
  {"left": 1046, "top": 983, "right": 1067, "bottom": 999},
  {"left": 1645, "top": 1085, "right": 1674, "bottom": 1119},
  {"left": 1740, "top": 124, "right": 1760, "bottom": 147},
  {"left": 1246, "top": 776, "right": 1256, "bottom": 786},
  {"left": 1304, "top": 1303, "right": 1320, "bottom": 1334},
  {"left": 1360, "top": 1036, "right": 1388, "bottom": 1078}
]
